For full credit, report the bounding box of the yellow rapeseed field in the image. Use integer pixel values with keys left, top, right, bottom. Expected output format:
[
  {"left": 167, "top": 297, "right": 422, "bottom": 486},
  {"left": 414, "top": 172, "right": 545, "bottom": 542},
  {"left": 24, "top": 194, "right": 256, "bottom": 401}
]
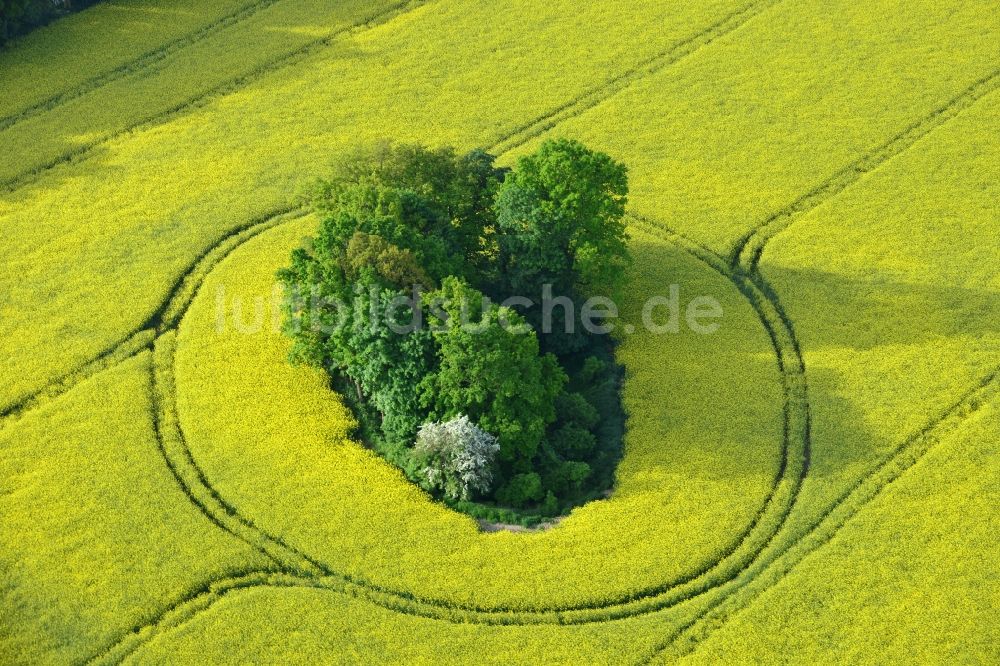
[{"left": 1, "top": 0, "right": 997, "bottom": 662}]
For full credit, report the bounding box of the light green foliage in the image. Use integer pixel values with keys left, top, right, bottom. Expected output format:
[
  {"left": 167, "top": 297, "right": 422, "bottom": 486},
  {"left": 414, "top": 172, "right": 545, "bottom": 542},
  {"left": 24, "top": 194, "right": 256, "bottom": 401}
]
[
  {"left": 420, "top": 276, "right": 565, "bottom": 472},
  {"left": 496, "top": 137, "right": 630, "bottom": 298},
  {"left": 343, "top": 230, "right": 431, "bottom": 287}
]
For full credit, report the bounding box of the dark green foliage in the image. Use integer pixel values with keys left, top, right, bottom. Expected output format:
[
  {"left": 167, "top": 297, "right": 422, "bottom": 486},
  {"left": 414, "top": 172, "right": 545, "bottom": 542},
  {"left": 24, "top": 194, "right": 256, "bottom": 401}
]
[
  {"left": 544, "top": 459, "right": 591, "bottom": 496},
  {"left": 494, "top": 138, "right": 630, "bottom": 353},
  {"left": 419, "top": 277, "right": 566, "bottom": 469},
  {"left": 278, "top": 140, "right": 629, "bottom": 518},
  {"left": 556, "top": 392, "right": 600, "bottom": 430},
  {"left": 550, "top": 425, "right": 597, "bottom": 459},
  {"left": 496, "top": 472, "right": 544, "bottom": 508}
]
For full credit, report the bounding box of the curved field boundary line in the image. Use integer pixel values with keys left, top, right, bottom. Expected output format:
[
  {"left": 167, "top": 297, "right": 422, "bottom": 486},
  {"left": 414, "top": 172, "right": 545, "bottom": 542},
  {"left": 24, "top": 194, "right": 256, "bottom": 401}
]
[
  {"left": 0, "top": 328, "right": 154, "bottom": 431},
  {"left": 489, "top": 0, "right": 783, "bottom": 156},
  {"left": 150, "top": 207, "right": 303, "bottom": 333},
  {"left": 0, "top": 206, "right": 301, "bottom": 430},
  {"left": 0, "top": 0, "right": 777, "bottom": 432},
  {"left": 151, "top": 333, "right": 324, "bottom": 576},
  {"left": 0, "top": 0, "right": 768, "bottom": 427},
  {"left": 2, "top": 209, "right": 810, "bottom": 629},
  {"left": 81, "top": 208, "right": 816, "bottom": 663},
  {"left": 1, "top": 0, "right": 780, "bottom": 455},
  {"left": 0, "top": 0, "right": 287, "bottom": 133},
  {"left": 85, "top": 570, "right": 317, "bottom": 665},
  {"left": 730, "top": 66, "right": 1000, "bottom": 272},
  {"left": 642, "top": 367, "right": 1000, "bottom": 663},
  {"left": 76, "top": 207, "right": 1000, "bottom": 657},
  {"left": 140, "top": 207, "right": 809, "bottom": 620},
  {"left": 7, "top": 5, "right": 816, "bottom": 628},
  {"left": 0, "top": 0, "right": 432, "bottom": 194}
]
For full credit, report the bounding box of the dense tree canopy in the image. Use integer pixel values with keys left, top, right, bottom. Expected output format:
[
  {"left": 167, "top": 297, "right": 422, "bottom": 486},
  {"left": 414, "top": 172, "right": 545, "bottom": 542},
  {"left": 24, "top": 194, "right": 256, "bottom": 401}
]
[
  {"left": 495, "top": 138, "right": 630, "bottom": 352},
  {"left": 419, "top": 277, "right": 566, "bottom": 471},
  {"left": 278, "top": 139, "right": 629, "bottom": 516}
]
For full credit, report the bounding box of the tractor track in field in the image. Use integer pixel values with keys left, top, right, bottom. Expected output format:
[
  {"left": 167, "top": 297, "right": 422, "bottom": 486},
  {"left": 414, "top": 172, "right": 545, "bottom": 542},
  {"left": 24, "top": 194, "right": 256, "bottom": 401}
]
[
  {"left": 5, "top": 0, "right": 780, "bottom": 513},
  {"left": 0, "top": 327, "right": 153, "bottom": 429},
  {"left": 640, "top": 365, "right": 1000, "bottom": 663},
  {"left": 0, "top": 0, "right": 287, "bottom": 133},
  {"left": 85, "top": 570, "right": 321, "bottom": 666},
  {"left": 144, "top": 210, "right": 808, "bottom": 621},
  {"left": 0, "top": 0, "right": 780, "bottom": 196},
  {"left": 488, "top": 0, "right": 783, "bottom": 156},
  {"left": 78, "top": 204, "right": 813, "bottom": 666},
  {"left": 729, "top": 64, "right": 1000, "bottom": 272},
  {"left": 0, "top": 206, "right": 301, "bottom": 431},
  {"left": 83, "top": 199, "right": 1000, "bottom": 663},
  {"left": 637, "top": 64, "right": 1000, "bottom": 658},
  {"left": 0, "top": 0, "right": 432, "bottom": 194},
  {"left": 4, "top": 4, "right": 991, "bottom": 655},
  {"left": 14, "top": 5, "right": 825, "bottom": 642}
]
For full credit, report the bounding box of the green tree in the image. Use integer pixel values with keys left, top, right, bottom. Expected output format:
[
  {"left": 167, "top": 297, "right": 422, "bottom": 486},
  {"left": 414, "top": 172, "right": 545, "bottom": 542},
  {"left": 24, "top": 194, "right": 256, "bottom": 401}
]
[
  {"left": 495, "top": 138, "right": 629, "bottom": 352},
  {"left": 278, "top": 141, "right": 629, "bottom": 515},
  {"left": 419, "top": 277, "right": 566, "bottom": 472},
  {"left": 496, "top": 138, "right": 629, "bottom": 297},
  {"left": 278, "top": 144, "right": 504, "bottom": 453},
  {"left": 495, "top": 472, "right": 544, "bottom": 508},
  {"left": 308, "top": 143, "right": 504, "bottom": 285}
]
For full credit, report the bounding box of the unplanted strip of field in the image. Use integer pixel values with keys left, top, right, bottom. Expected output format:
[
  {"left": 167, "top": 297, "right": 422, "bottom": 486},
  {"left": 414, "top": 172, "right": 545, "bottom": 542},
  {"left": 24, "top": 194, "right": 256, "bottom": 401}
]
[{"left": 0, "top": 0, "right": 750, "bottom": 413}]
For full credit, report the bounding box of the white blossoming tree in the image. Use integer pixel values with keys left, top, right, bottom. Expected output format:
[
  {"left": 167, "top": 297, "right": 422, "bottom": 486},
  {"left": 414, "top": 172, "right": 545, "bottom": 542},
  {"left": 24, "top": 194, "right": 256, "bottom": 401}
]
[{"left": 412, "top": 415, "right": 499, "bottom": 501}]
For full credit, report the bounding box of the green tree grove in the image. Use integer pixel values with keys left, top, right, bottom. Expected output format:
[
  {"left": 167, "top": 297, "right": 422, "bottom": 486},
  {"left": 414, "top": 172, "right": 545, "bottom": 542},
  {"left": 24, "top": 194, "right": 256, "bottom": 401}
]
[{"left": 278, "top": 139, "right": 629, "bottom": 519}]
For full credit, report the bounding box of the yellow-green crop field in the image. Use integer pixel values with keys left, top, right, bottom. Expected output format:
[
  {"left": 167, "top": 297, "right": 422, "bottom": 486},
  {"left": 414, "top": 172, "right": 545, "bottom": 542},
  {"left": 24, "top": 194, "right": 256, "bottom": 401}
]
[{"left": 1, "top": 0, "right": 997, "bottom": 663}]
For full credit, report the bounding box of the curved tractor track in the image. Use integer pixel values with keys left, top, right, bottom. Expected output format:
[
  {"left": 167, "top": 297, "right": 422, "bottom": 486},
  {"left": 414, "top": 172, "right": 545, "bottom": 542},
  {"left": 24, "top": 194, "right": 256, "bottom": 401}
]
[
  {"left": 641, "top": 62, "right": 1000, "bottom": 661},
  {"left": 76, "top": 203, "right": 812, "bottom": 665},
  {"left": 642, "top": 364, "right": 1000, "bottom": 664},
  {"left": 81, "top": 198, "right": 1000, "bottom": 663},
  {"left": 2, "top": 3, "right": 993, "bottom": 660},
  {"left": 1, "top": 0, "right": 784, "bottom": 425}
]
